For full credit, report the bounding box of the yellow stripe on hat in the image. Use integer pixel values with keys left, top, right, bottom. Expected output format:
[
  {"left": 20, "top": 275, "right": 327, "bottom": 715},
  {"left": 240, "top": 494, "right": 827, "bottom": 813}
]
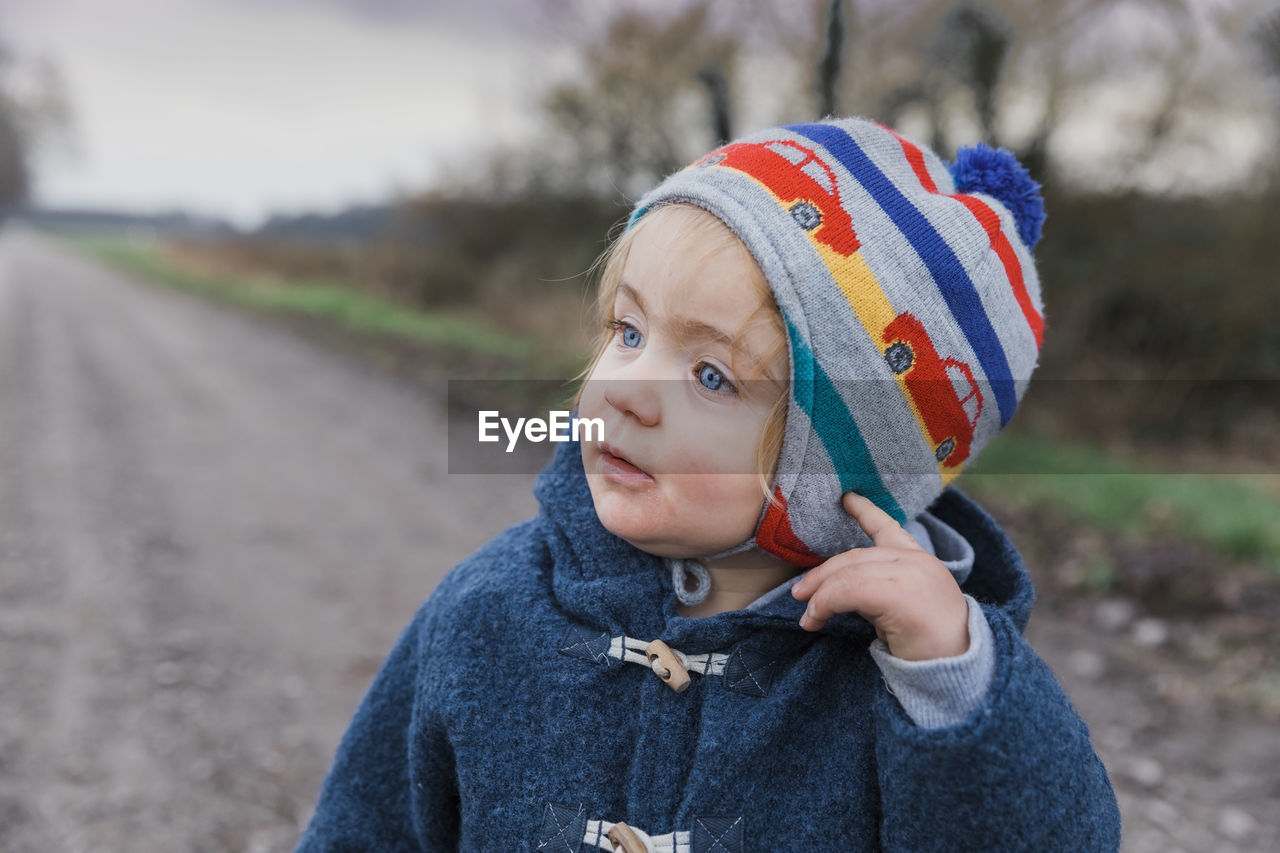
[{"left": 813, "top": 243, "right": 964, "bottom": 487}]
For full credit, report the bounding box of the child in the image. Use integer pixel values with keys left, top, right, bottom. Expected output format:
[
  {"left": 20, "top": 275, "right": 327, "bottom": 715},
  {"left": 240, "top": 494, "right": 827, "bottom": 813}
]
[{"left": 295, "top": 116, "right": 1122, "bottom": 852}]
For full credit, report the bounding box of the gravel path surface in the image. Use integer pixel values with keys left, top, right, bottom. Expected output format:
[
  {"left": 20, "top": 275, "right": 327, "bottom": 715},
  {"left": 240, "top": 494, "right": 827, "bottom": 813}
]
[
  {"left": 0, "top": 230, "right": 1274, "bottom": 851},
  {"left": 0, "top": 230, "right": 536, "bottom": 851}
]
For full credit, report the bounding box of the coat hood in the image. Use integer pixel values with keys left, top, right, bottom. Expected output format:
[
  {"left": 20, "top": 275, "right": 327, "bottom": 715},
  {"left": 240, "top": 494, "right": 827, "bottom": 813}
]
[{"left": 532, "top": 437, "right": 1034, "bottom": 654}]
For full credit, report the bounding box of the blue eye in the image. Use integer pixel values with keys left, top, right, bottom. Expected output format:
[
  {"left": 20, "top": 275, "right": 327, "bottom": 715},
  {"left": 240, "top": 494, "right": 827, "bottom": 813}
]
[
  {"left": 697, "top": 363, "right": 735, "bottom": 393},
  {"left": 608, "top": 319, "right": 644, "bottom": 348}
]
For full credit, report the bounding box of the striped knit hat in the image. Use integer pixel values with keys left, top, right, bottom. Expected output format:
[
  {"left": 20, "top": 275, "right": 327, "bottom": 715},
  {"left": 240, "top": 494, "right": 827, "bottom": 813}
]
[{"left": 629, "top": 116, "right": 1046, "bottom": 567}]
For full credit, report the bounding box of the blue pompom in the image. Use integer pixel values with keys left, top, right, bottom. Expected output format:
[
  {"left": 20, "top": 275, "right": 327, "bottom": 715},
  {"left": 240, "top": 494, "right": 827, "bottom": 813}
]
[{"left": 947, "top": 142, "right": 1045, "bottom": 249}]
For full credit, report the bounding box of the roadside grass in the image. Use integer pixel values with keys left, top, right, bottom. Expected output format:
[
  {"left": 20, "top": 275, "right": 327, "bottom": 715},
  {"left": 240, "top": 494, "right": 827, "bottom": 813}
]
[
  {"left": 959, "top": 431, "right": 1280, "bottom": 574},
  {"left": 61, "top": 234, "right": 541, "bottom": 364}
]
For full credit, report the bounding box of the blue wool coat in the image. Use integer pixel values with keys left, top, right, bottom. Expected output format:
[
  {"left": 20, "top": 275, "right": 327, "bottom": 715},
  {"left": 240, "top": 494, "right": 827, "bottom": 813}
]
[{"left": 296, "top": 439, "right": 1122, "bottom": 851}]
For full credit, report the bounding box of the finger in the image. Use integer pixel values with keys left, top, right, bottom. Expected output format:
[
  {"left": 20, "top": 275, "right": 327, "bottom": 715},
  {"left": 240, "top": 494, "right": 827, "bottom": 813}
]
[
  {"left": 843, "top": 492, "right": 923, "bottom": 552},
  {"left": 797, "top": 564, "right": 902, "bottom": 631},
  {"left": 791, "top": 549, "right": 905, "bottom": 600}
]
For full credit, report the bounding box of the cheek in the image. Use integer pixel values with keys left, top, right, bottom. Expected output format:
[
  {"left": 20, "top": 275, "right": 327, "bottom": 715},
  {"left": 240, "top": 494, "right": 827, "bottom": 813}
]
[
  {"left": 664, "top": 407, "right": 768, "bottom": 476},
  {"left": 679, "top": 474, "right": 763, "bottom": 512},
  {"left": 674, "top": 475, "right": 767, "bottom": 544},
  {"left": 575, "top": 369, "right": 608, "bottom": 417}
]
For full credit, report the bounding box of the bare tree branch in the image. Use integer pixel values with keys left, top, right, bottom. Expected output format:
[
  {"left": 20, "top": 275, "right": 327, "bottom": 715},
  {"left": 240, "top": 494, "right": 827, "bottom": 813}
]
[
  {"left": 697, "top": 62, "right": 733, "bottom": 144},
  {"left": 816, "top": 0, "right": 849, "bottom": 118}
]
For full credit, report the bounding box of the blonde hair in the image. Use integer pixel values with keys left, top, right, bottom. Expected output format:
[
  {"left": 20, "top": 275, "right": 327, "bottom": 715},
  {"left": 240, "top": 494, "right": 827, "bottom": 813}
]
[{"left": 568, "top": 203, "right": 789, "bottom": 507}]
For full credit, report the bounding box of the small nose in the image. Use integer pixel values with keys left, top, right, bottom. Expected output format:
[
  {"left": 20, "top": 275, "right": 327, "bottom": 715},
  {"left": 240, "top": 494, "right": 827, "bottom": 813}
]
[
  {"left": 603, "top": 375, "right": 660, "bottom": 426},
  {"left": 596, "top": 347, "right": 668, "bottom": 426}
]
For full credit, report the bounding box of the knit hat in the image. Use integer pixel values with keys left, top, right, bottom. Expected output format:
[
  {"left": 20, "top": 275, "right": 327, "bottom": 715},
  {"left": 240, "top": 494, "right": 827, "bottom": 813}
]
[{"left": 629, "top": 116, "right": 1046, "bottom": 570}]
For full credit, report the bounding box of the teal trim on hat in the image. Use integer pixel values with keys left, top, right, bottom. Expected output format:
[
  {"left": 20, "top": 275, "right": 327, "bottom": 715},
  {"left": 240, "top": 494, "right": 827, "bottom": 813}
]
[{"left": 783, "top": 311, "right": 905, "bottom": 525}]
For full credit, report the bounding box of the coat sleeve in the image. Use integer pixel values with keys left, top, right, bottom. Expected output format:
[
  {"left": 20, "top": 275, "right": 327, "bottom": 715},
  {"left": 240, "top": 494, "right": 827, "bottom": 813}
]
[
  {"left": 294, "top": 599, "right": 459, "bottom": 852},
  {"left": 873, "top": 601, "right": 1122, "bottom": 851}
]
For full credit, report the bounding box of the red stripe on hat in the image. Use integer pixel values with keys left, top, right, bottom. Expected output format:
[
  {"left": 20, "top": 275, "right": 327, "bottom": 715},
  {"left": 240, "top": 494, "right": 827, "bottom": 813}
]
[
  {"left": 756, "top": 486, "right": 825, "bottom": 568},
  {"left": 886, "top": 128, "right": 1044, "bottom": 349}
]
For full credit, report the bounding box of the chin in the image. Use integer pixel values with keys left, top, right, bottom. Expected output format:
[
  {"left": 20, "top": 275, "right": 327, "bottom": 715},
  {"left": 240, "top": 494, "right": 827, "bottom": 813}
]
[
  {"left": 593, "top": 497, "right": 662, "bottom": 550},
  {"left": 594, "top": 505, "right": 738, "bottom": 559},
  {"left": 587, "top": 495, "right": 667, "bottom": 554}
]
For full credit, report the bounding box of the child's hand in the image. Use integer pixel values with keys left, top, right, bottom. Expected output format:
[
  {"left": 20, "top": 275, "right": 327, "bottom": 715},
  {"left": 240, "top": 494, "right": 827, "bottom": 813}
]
[{"left": 791, "top": 493, "right": 970, "bottom": 661}]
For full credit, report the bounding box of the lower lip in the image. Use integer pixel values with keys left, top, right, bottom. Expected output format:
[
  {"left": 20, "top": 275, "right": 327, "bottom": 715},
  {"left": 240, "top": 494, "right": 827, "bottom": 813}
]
[{"left": 598, "top": 451, "right": 655, "bottom": 486}]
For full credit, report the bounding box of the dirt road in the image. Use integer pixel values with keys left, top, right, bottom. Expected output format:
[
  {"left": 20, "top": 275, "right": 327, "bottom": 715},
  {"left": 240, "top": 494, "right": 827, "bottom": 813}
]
[
  {"left": 0, "top": 230, "right": 537, "bottom": 851},
  {"left": 0, "top": 230, "right": 1274, "bottom": 851}
]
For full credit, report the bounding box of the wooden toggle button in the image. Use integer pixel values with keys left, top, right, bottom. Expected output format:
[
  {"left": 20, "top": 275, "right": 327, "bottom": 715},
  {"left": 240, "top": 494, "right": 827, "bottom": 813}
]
[
  {"left": 645, "top": 639, "right": 691, "bottom": 692},
  {"left": 607, "top": 821, "right": 647, "bottom": 853}
]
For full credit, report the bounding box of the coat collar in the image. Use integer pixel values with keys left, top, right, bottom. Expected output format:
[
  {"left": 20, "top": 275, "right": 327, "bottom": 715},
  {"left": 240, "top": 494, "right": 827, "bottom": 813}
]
[{"left": 533, "top": 438, "right": 1032, "bottom": 652}]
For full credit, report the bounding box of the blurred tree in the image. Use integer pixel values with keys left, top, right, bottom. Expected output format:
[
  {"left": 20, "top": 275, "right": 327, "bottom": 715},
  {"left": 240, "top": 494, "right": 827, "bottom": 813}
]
[
  {"left": 1252, "top": 6, "right": 1280, "bottom": 191},
  {"left": 876, "top": 2, "right": 1027, "bottom": 177},
  {"left": 539, "top": 1, "right": 739, "bottom": 200},
  {"left": 816, "top": 0, "right": 849, "bottom": 119},
  {"left": 0, "top": 40, "right": 73, "bottom": 219},
  {"left": 0, "top": 43, "right": 29, "bottom": 214},
  {"left": 697, "top": 61, "right": 734, "bottom": 145},
  {"left": 933, "top": 2, "right": 1011, "bottom": 147},
  {"left": 848, "top": 0, "right": 1277, "bottom": 194},
  {"left": 0, "top": 110, "right": 25, "bottom": 214},
  {"left": 1256, "top": 9, "right": 1280, "bottom": 83},
  {"left": 516, "top": 0, "right": 1274, "bottom": 200}
]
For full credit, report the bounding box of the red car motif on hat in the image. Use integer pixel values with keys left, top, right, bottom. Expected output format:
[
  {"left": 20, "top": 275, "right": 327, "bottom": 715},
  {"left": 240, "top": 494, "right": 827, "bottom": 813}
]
[
  {"left": 881, "top": 312, "right": 984, "bottom": 467},
  {"left": 696, "top": 140, "right": 860, "bottom": 257}
]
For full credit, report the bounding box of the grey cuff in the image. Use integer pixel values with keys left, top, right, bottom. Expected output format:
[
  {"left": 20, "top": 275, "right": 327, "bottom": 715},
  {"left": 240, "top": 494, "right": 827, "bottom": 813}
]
[{"left": 868, "top": 594, "right": 995, "bottom": 729}]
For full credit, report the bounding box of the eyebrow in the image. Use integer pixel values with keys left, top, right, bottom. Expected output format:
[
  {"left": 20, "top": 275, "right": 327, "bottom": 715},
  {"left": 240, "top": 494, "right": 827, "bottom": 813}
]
[{"left": 617, "top": 281, "right": 766, "bottom": 367}]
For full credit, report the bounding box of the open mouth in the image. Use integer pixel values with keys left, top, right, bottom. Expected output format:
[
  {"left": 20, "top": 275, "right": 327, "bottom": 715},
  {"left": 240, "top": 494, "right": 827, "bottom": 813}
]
[{"left": 598, "top": 443, "right": 652, "bottom": 482}]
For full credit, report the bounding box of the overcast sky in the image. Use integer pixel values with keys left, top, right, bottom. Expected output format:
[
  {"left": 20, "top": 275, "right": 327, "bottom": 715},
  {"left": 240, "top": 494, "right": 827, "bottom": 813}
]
[
  {"left": 3, "top": 0, "right": 585, "bottom": 227},
  {"left": 3, "top": 0, "right": 1276, "bottom": 228}
]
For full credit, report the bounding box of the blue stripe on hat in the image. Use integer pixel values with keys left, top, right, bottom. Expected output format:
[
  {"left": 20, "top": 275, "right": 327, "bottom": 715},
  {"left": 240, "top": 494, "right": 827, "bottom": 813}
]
[
  {"left": 785, "top": 122, "right": 1018, "bottom": 427},
  {"left": 783, "top": 312, "right": 906, "bottom": 525}
]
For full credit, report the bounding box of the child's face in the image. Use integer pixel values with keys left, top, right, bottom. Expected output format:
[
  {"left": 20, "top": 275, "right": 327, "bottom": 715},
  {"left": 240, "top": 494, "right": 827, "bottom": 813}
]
[{"left": 578, "top": 208, "right": 787, "bottom": 560}]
